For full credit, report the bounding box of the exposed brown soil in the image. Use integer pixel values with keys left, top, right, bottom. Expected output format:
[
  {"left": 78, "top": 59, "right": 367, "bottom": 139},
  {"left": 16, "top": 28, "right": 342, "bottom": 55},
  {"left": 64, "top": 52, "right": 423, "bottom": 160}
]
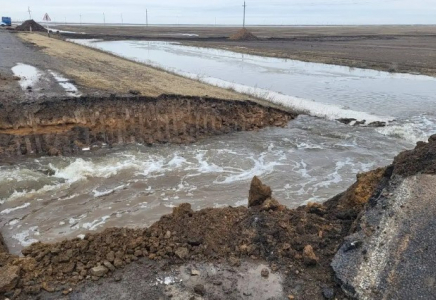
[
  {"left": 15, "top": 20, "right": 46, "bottom": 32},
  {"left": 229, "top": 28, "right": 258, "bottom": 41},
  {"left": 0, "top": 95, "right": 295, "bottom": 158},
  {"left": 391, "top": 135, "right": 436, "bottom": 177}
]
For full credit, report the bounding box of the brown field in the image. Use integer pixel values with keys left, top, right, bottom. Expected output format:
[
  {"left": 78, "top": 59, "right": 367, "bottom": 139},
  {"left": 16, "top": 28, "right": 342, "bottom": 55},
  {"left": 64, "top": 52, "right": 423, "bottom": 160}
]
[{"left": 57, "top": 25, "right": 436, "bottom": 76}]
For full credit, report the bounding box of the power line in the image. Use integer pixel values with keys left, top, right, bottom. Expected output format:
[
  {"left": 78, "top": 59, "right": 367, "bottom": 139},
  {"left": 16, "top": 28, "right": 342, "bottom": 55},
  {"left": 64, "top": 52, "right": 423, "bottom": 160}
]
[{"left": 28, "top": 7, "right": 32, "bottom": 20}]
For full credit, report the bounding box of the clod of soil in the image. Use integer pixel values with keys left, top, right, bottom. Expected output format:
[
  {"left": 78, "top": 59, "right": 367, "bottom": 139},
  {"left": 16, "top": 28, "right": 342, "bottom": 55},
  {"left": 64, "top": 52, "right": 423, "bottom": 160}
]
[
  {"left": 229, "top": 28, "right": 258, "bottom": 41},
  {"left": 15, "top": 20, "right": 47, "bottom": 32}
]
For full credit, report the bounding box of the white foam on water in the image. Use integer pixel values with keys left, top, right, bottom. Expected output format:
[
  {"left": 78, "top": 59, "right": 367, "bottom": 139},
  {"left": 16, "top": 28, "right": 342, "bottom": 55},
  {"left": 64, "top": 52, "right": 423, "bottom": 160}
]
[
  {"left": 214, "top": 152, "right": 283, "bottom": 184},
  {"left": 11, "top": 63, "right": 42, "bottom": 90},
  {"left": 12, "top": 226, "right": 40, "bottom": 247},
  {"left": 191, "top": 75, "right": 394, "bottom": 126},
  {"left": 8, "top": 219, "right": 20, "bottom": 226},
  {"left": 376, "top": 117, "right": 436, "bottom": 144},
  {"left": 0, "top": 202, "right": 30, "bottom": 214},
  {"left": 48, "top": 70, "right": 81, "bottom": 97},
  {"left": 234, "top": 199, "right": 247, "bottom": 207},
  {"left": 82, "top": 216, "right": 110, "bottom": 230},
  {"left": 51, "top": 158, "right": 142, "bottom": 183},
  {"left": 92, "top": 184, "right": 126, "bottom": 198},
  {"left": 191, "top": 151, "right": 224, "bottom": 174},
  {"left": 314, "top": 158, "right": 354, "bottom": 189}
]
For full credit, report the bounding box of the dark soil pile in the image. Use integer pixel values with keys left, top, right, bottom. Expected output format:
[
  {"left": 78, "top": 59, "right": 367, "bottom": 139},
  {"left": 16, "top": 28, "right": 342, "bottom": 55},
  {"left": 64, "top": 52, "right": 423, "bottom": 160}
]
[
  {"left": 0, "top": 95, "right": 295, "bottom": 158},
  {"left": 229, "top": 28, "right": 258, "bottom": 41},
  {"left": 392, "top": 134, "right": 436, "bottom": 176},
  {"left": 15, "top": 20, "right": 47, "bottom": 32}
]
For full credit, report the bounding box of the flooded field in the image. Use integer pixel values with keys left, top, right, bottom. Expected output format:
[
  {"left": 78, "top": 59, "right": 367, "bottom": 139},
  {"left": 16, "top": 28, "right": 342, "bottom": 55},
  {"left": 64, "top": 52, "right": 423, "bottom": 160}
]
[{"left": 1, "top": 40, "right": 436, "bottom": 254}]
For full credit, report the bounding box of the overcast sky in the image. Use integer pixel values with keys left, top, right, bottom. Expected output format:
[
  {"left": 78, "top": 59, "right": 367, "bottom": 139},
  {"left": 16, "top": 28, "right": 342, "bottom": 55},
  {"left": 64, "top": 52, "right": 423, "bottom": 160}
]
[{"left": 4, "top": 0, "right": 436, "bottom": 25}]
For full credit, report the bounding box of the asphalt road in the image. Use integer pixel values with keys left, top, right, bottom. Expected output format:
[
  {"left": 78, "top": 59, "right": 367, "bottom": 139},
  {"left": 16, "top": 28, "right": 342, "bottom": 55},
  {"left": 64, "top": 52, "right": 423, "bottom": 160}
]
[{"left": 0, "top": 29, "right": 71, "bottom": 103}]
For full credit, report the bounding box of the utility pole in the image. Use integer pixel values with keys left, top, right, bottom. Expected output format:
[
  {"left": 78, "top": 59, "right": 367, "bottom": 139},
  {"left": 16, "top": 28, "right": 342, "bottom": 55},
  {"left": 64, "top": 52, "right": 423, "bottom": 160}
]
[
  {"left": 121, "top": 13, "right": 123, "bottom": 24},
  {"left": 80, "top": 14, "right": 82, "bottom": 24},
  {"left": 27, "top": 7, "right": 32, "bottom": 20},
  {"left": 103, "top": 13, "right": 106, "bottom": 25},
  {"left": 243, "top": 1, "right": 246, "bottom": 28},
  {"left": 65, "top": 17, "right": 67, "bottom": 24},
  {"left": 146, "top": 9, "right": 148, "bottom": 26}
]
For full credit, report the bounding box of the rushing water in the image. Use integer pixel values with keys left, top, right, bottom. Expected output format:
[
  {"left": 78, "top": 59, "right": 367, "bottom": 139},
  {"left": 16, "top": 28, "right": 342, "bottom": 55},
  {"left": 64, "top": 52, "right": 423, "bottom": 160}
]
[{"left": 2, "top": 40, "right": 436, "bottom": 254}]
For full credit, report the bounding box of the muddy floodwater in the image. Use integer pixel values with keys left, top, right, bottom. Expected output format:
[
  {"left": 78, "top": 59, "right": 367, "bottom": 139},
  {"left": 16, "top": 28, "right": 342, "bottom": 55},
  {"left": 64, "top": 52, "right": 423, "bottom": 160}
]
[{"left": 2, "top": 40, "right": 436, "bottom": 254}]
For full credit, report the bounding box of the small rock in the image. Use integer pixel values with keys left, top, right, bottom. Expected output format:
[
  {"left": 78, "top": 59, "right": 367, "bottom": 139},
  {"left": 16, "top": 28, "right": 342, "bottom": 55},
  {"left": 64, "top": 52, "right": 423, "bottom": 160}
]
[
  {"left": 129, "top": 89, "right": 141, "bottom": 95},
  {"left": 271, "top": 263, "right": 278, "bottom": 272},
  {"left": 288, "top": 295, "right": 295, "bottom": 300},
  {"left": 261, "top": 268, "right": 269, "bottom": 278},
  {"left": 106, "top": 251, "right": 115, "bottom": 262},
  {"left": 191, "top": 269, "right": 200, "bottom": 276},
  {"left": 194, "top": 284, "right": 206, "bottom": 296},
  {"left": 114, "top": 258, "right": 123, "bottom": 268},
  {"left": 103, "top": 260, "right": 116, "bottom": 272},
  {"left": 322, "top": 287, "right": 335, "bottom": 299},
  {"left": 90, "top": 265, "right": 109, "bottom": 277},
  {"left": 0, "top": 265, "right": 20, "bottom": 293},
  {"left": 248, "top": 176, "right": 272, "bottom": 207},
  {"left": 303, "top": 245, "right": 319, "bottom": 266},
  {"left": 24, "top": 285, "right": 41, "bottom": 295},
  {"left": 228, "top": 256, "right": 241, "bottom": 267},
  {"left": 62, "top": 288, "right": 73, "bottom": 295},
  {"left": 114, "top": 274, "right": 122, "bottom": 282},
  {"left": 175, "top": 247, "right": 189, "bottom": 259},
  {"left": 164, "top": 231, "right": 172, "bottom": 239},
  {"left": 41, "top": 282, "right": 55, "bottom": 292},
  {"left": 134, "top": 249, "right": 143, "bottom": 257}
]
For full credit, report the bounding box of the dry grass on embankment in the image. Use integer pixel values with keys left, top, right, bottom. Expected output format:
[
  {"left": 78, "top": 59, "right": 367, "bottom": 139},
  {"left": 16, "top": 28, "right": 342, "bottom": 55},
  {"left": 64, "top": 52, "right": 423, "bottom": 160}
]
[{"left": 16, "top": 33, "right": 251, "bottom": 100}]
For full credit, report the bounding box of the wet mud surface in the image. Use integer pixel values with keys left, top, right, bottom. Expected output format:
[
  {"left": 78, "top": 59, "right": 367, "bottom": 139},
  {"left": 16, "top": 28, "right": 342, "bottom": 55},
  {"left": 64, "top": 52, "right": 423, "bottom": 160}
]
[{"left": 0, "top": 95, "right": 295, "bottom": 158}]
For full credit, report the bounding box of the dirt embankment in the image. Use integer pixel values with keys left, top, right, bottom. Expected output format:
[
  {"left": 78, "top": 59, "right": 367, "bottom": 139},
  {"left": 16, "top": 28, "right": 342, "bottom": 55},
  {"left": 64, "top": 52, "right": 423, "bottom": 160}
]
[
  {"left": 15, "top": 33, "right": 256, "bottom": 101},
  {"left": 0, "top": 95, "right": 295, "bottom": 158},
  {"left": 0, "top": 167, "right": 387, "bottom": 299}
]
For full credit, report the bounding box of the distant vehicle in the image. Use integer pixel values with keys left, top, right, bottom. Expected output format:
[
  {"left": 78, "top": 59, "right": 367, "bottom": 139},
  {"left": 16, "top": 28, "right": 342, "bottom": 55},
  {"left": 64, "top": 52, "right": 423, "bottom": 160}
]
[{"left": 1, "top": 17, "right": 12, "bottom": 26}]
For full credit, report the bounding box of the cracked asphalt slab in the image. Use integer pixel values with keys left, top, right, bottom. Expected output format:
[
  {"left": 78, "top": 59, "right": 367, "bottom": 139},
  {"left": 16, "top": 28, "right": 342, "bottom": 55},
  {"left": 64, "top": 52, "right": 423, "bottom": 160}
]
[{"left": 332, "top": 174, "right": 436, "bottom": 300}]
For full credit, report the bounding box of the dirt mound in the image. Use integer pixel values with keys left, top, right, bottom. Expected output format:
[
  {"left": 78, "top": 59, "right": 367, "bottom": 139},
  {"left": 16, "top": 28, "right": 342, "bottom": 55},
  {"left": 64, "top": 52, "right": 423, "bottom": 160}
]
[
  {"left": 0, "top": 95, "right": 295, "bottom": 158},
  {"left": 392, "top": 134, "right": 436, "bottom": 177},
  {"left": 15, "top": 20, "right": 47, "bottom": 32},
  {"left": 229, "top": 28, "right": 258, "bottom": 41},
  {"left": 0, "top": 172, "right": 386, "bottom": 298}
]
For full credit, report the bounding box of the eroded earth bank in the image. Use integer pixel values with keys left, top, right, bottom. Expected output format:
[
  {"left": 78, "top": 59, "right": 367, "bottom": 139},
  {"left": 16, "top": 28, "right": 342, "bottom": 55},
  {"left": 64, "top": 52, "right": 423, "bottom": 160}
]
[
  {"left": 0, "top": 95, "right": 294, "bottom": 159},
  {"left": 0, "top": 130, "right": 435, "bottom": 299}
]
